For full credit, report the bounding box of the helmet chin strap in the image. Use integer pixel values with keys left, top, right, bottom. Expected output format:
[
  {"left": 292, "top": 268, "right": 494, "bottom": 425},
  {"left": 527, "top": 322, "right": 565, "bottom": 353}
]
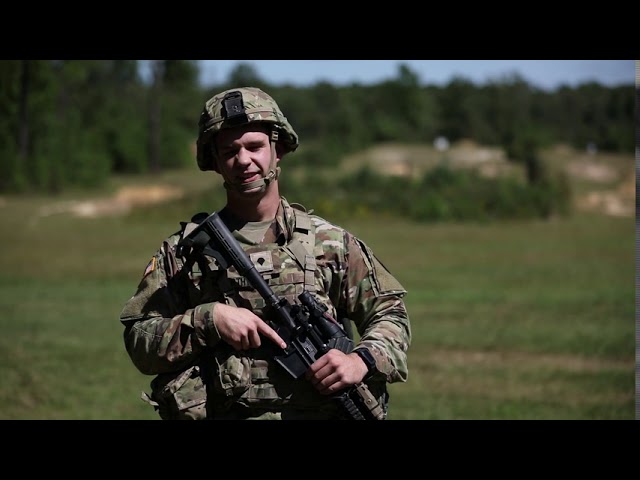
[{"left": 222, "top": 129, "right": 280, "bottom": 193}]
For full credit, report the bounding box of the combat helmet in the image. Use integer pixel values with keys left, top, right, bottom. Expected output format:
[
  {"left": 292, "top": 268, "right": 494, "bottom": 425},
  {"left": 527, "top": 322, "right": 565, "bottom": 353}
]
[{"left": 196, "top": 87, "right": 298, "bottom": 192}]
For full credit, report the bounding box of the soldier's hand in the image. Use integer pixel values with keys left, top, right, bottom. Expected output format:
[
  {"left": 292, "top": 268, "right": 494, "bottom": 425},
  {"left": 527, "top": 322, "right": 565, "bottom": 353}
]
[
  {"left": 213, "top": 303, "right": 286, "bottom": 351},
  {"left": 304, "top": 349, "right": 368, "bottom": 395}
]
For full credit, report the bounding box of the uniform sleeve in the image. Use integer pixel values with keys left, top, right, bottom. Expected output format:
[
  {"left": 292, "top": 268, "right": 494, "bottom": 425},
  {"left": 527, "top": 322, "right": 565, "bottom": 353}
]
[
  {"left": 119, "top": 241, "right": 223, "bottom": 376},
  {"left": 341, "top": 232, "right": 411, "bottom": 384}
]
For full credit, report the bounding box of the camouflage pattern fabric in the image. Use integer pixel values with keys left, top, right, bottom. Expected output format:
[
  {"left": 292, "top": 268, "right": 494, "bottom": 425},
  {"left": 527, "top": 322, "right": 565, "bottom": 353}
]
[
  {"left": 196, "top": 87, "right": 299, "bottom": 172},
  {"left": 120, "top": 197, "right": 411, "bottom": 419}
]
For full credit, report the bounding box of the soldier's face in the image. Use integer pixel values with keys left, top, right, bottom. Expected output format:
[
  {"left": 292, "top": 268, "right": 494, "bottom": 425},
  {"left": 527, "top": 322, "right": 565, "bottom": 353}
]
[{"left": 215, "top": 125, "right": 278, "bottom": 191}]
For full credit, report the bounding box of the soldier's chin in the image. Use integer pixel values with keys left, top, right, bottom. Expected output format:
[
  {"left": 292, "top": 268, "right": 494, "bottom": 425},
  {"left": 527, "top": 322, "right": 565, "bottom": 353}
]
[{"left": 238, "top": 183, "right": 265, "bottom": 195}]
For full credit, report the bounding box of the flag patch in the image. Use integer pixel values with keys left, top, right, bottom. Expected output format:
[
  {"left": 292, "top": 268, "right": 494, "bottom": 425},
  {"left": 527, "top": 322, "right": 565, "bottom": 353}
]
[{"left": 143, "top": 257, "right": 156, "bottom": 278}]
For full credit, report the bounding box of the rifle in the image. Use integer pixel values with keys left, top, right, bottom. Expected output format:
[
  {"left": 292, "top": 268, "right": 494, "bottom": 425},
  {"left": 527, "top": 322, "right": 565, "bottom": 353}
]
[{"left": 176, "top": 211, "right": 385, "bottom": 420}]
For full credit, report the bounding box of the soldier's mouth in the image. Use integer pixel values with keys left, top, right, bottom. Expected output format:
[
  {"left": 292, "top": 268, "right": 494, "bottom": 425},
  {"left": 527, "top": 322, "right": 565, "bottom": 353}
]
[{"left": 239, "top": 173, "right": 260, "bottom": 184}]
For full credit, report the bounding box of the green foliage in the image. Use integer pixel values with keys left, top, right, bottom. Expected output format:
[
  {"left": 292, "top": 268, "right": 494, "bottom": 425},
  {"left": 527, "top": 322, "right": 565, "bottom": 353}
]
[
  {"left": 0, "top": 133, "right": 26, "bottom": 192},
  {"left": 226, "top": 62, "right": 269, "bottom": 90},
  {"left": 280, "top": 163, "right": 572, "bottom": 223},
  {"left": 290, "top": 140, "right": 345, "bottom": 168},
  {"left": 158, "top": 125, "right": 193, "bottom": 170},
  {"left": 107, "top": 115, "right": 148, "bottom": 174},
  {"left": 0, "top": 61, "right": 633, "bottom": 194}
]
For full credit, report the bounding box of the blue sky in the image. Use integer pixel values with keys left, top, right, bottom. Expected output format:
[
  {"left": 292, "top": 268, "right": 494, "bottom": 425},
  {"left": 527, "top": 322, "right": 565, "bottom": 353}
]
[{"left": 196, "top": 60, "right": 636, "bottom": 90}]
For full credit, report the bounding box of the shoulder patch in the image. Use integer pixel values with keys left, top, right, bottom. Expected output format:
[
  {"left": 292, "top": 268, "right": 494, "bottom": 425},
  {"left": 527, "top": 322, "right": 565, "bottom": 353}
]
[{"left": 142, "top": 257, "right": 157, "bottom": 278}]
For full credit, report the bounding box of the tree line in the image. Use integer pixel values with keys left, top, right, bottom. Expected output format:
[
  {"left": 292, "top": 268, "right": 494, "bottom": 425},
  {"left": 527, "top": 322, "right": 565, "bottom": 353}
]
[{"left": 0, "top": 60, "right": 634, "bottom": 194}]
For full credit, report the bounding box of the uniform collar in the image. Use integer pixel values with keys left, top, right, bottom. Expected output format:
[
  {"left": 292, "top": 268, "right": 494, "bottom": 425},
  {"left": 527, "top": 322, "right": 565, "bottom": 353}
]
[
  {"left": 220, "top": 197, "right": 293, "bottom": 245},
  {"left": 267, "top": 198, "right": 294, "bottom": 245}
]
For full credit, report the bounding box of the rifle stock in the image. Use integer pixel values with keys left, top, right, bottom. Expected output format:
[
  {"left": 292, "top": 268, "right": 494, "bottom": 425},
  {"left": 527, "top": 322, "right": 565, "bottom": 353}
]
[{"left": 177, "top": 212, "right": 385, "bottom": 420}]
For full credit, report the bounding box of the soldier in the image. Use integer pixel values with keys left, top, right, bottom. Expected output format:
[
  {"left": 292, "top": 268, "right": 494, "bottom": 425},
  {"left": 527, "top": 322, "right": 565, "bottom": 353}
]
[{"left": 119, "top": 87, "right": 411, "bottom": 420}]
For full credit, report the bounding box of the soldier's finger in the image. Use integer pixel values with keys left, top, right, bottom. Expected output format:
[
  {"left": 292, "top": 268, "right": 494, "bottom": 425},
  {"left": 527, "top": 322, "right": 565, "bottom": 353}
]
[
  {"left": 257, "top": 322, "right": 287, "bottom": 349},
  {"left": 249, "top": 329, "right": 262, "bottom": 349}
]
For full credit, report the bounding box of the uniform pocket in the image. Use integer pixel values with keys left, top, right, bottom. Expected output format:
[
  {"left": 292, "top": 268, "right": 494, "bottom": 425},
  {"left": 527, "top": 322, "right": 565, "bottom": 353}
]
[
  {"left": 213, "top": 348, "right": 252, "bottom": 397},
  {"left": 144, "top": 365, "right": 208, "bottom": 420}
]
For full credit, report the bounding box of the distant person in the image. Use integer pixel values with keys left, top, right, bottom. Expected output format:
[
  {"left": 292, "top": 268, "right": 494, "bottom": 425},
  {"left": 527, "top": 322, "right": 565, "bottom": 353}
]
[{"left": 119, "top": 87, "right": 411, "bottom": 420}]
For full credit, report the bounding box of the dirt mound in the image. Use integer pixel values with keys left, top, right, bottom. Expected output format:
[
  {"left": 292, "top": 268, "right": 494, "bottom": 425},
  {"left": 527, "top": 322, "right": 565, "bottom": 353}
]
[
  {"left": 362, "top": 142, "right": 635, "bottom": 218},
  {"left": 566, "top": 160, "right": 619, "bottom": 183},
  {"left": 575, "top": 170, "right": 636, "bottom": 217}
]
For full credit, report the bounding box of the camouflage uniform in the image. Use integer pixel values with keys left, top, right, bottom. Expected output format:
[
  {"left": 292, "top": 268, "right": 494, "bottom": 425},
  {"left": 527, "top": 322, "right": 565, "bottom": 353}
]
[
  {"left": 119, "top": 87, "right": 411, "bottom": 420},
  {"left": 120, "top": 198, "right": 411, "bottom": 419}
]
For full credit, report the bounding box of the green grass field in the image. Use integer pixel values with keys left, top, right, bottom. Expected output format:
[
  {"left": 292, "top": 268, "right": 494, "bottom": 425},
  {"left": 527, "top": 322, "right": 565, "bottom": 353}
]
[{"left": 0, "top": 165, "right": 634, "bottom": 420}]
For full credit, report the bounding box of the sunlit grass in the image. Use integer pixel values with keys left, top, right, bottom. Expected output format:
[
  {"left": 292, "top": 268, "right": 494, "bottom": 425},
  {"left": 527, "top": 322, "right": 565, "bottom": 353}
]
[{"left": 0, "top": 160, "right": 633, "bottom": 419}]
